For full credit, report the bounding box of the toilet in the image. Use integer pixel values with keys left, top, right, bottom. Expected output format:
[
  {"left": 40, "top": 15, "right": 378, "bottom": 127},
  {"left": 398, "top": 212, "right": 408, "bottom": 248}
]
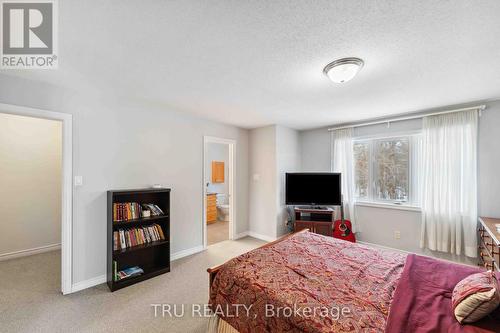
[{"left": 216, "top": 193, "right": 229, "bottom": 221}]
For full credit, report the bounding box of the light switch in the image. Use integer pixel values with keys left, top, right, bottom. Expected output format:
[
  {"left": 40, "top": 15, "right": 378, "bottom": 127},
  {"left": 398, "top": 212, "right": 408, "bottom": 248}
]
[
  {"left": 253, "top": 174, "right": 260, "bottom": 181},
  {"left": 74, "top": 176, "right": 83, "bottom": 186}
]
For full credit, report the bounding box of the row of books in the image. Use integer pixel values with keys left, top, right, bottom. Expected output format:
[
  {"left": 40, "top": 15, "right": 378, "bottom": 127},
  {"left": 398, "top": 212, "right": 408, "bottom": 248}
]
[
  {"left": 113, "top": 224, "right": 166, "bottom": 251},
  {"left": 113, "top": 261, "right": 144, "bottom": 281},
  {"left": 113, "top": 202, "right": 164, "bottom": 221}
]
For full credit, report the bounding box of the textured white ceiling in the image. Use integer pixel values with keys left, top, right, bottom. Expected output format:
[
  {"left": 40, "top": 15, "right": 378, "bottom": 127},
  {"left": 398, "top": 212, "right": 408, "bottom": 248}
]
[{"left": 4, "top": 0, "right": 500, "bottom": 129}]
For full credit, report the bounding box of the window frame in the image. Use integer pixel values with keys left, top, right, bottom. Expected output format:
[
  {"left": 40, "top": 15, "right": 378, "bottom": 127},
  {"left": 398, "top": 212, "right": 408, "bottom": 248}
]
[{"left": 353, "top": 131, "right": 422, "bottom": 208}]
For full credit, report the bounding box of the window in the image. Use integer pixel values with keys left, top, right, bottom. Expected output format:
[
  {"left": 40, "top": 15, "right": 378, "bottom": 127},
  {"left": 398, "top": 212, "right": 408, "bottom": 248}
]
[
  {"left": 353, "top": 135, "right": 420, "bottom": 206},
  {"left": 353, "top": 142, "right": 369, "bottom": 198},
  {"left": 374, "top": 138, "right": 409, "bottom": 201}
]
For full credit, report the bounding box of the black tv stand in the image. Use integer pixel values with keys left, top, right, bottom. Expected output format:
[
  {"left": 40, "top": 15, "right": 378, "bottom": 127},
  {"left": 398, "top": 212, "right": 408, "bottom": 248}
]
[{"left": 297, "top": 205, "right": 330, "bottom": 211}]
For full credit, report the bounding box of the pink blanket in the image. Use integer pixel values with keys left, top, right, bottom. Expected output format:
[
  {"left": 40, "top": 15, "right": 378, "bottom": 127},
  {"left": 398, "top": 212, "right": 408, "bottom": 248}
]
[
  {"left": 385, "top": 254, "right": 500, "bottom": 333},
  {"left": 210, "top": 231, "right": 407, "bottom": 332}
]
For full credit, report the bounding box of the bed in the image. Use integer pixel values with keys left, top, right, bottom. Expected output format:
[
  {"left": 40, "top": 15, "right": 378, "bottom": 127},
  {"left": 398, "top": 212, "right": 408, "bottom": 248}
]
[{"left": 207, "top": 230, "right": 500, "bottom": 332}]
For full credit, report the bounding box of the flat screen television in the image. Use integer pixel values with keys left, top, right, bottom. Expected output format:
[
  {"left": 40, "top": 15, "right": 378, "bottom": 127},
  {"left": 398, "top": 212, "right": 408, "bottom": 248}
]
[{"left": 285, "top": 173, "right": 341, "bottom": 206}]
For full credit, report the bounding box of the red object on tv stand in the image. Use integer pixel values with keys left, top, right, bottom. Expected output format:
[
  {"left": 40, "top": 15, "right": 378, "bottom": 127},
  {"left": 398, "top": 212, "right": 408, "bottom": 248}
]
[{"left": 333, "top": 203, "right": 356, "bottom": 243}]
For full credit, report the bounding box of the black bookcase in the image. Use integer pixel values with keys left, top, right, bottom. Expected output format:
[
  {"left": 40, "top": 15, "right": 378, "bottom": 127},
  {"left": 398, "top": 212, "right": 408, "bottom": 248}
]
[{"left": 107, "top": 188, "right": 170, "bottom": 291}]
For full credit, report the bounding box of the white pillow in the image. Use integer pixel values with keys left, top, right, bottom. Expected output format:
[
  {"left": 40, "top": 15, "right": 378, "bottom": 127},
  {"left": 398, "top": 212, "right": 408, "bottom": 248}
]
[{"left": 452, "top": 271, "right": 500, "bottom": 324}]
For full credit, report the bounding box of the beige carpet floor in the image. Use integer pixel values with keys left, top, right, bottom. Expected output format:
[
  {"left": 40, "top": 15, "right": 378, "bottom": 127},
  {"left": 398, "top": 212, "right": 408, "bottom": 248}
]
[
  {"left": 207, "top": 220, "right": 229, "bottom": 246},
  {"left": 0, "top": 237, "right": 265, "bottom": 333}
]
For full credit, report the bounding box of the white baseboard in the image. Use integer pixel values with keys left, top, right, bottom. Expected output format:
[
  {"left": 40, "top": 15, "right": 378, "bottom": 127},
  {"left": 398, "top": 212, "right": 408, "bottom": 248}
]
[
  {"left": 358, "top": 240, "right": 476, "bottom": 266},
  {"left": 357, "top": 240, "right": 409, "bottom": 254},
  {"left": 233, "top": 231, "right": 249, "bottom": 239},
  {"left": 71, "top": 274, "right": 106, "bottom": 293},
  {"left": 0, "top": 243, "right": 61, "bottom": 262},
  {"left": 69, "top": 245, "right": 206, "bottom": 294},
  {"left": 247, "top": 231, "right": 276, "bottom": 242},
  {"left": 171, "top": 245, "right": 205, "bottom": 261}
]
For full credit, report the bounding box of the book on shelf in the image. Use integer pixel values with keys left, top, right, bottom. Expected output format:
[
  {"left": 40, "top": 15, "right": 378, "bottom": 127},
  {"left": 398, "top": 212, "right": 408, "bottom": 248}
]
[
  {"left": 113, "top": 223, "right": 166, "bottom": 251},
  {"left": 113, "top": 202, "right": 165, "bottom": 221},
  {"left": 141, "top": 203, "right": 164, "bottom": 216},
  {"left": 113, "top": 202, "right": 141, "bottom": 221},
  {"left": 113, "top": 263, "right": 144, "bottom": 281}
]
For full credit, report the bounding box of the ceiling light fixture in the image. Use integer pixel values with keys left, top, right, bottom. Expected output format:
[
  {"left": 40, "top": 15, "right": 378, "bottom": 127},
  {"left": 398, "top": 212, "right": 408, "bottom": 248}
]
[{"left": 323, "top": 57, "right": 364, "bottom": 83}]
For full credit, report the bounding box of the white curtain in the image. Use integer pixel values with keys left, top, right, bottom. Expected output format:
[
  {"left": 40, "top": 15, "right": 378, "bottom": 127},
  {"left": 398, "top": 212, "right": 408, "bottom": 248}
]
[
  {"left": 420, "top": 110, "right": 478, "bottom": 257},
  {"left": 331, "top": 128, "right": 357, "bottom": 232}
]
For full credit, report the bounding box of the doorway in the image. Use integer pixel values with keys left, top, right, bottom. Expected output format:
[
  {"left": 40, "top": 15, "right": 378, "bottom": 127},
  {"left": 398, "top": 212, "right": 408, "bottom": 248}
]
[
  {"left": 203, "top": 136, "right": 235, "bottom": 247},
  {"left": 0, "top": 103, "right": 72, "bottom": 294}
]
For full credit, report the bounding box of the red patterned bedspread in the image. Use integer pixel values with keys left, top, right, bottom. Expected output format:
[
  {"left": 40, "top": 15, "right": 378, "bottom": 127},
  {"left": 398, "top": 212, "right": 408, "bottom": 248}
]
[{"left": 209, "top": 231, "right": 407, "bottom": 332}]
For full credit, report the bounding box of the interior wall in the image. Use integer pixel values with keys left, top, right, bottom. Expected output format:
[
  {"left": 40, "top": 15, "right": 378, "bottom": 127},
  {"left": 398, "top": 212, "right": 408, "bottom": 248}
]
[
  {"left": 276, "top": 125, "right": 301, "bottom": 237},
  {"left": 299, "top": 100, "right": 500, "bottom": 265},
  {"left": 300, "top": 128, "right": 331, "bottom": 172},
  {"left": 248, "top": 125, "right": 301, "bottom": 239},
  {"left": 205, "top": 143, "right": 229, "bottom": 198},
  {"left": 0, "top": 74, "right": 249, "bottom": 285},
  {"left": 478, "top": 101, "right": 500, "bottom": 217},
  {"left": 248, "top": 126, "right": 277, "bottom": 239},
  {"left": 0, "top": 113, "right": 62, "bottom": 257}
]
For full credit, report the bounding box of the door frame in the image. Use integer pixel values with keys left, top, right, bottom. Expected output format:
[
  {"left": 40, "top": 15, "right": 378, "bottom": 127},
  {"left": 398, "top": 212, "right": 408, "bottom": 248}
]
[
  {"left": 203, "top": 136, "right": 236, "bottom": 248},
  {"left": 0, "top": 103, "right": 73, "bottom": 295}
]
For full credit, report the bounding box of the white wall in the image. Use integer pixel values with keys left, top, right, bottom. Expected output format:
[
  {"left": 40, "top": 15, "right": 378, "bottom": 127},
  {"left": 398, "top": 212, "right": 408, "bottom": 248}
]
[
  {"left": 0, "top": 74, "right": 249, "bottom": 286},
  {"left": 0, "top": 113, "right": 62, "bottom": 256},
  {"left": 248, "top": 126, "right": 277, "bottom": 239},
  {"left": 276, "top": 125, "right": 301, "bottom": 237},
  {"left": 478, "top": 101, "right": 500, "bottom": 217},
  {"left": 300, "top": 128, "right": 330, "bottom": 172},
  {"left": 299, "top": 100, "right": 500, "bottom": 265},
  {"left": 248, "top": 125, "right": 301, "bottom": 239},
  {"left": 205, "top": 143, "right": 229, "bottom": 198}
]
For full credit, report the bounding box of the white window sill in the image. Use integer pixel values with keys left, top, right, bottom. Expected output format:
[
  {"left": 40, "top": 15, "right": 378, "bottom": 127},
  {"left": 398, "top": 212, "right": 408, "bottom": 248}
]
[{"left": 355, "top": 201, "right": 421, "bottom": 212}]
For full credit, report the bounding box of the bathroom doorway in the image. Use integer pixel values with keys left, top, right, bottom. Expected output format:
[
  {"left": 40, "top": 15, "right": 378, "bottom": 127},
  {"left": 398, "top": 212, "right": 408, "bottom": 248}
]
[{"left": 203, "top": 136, "right": 235, "bottom": 247}]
